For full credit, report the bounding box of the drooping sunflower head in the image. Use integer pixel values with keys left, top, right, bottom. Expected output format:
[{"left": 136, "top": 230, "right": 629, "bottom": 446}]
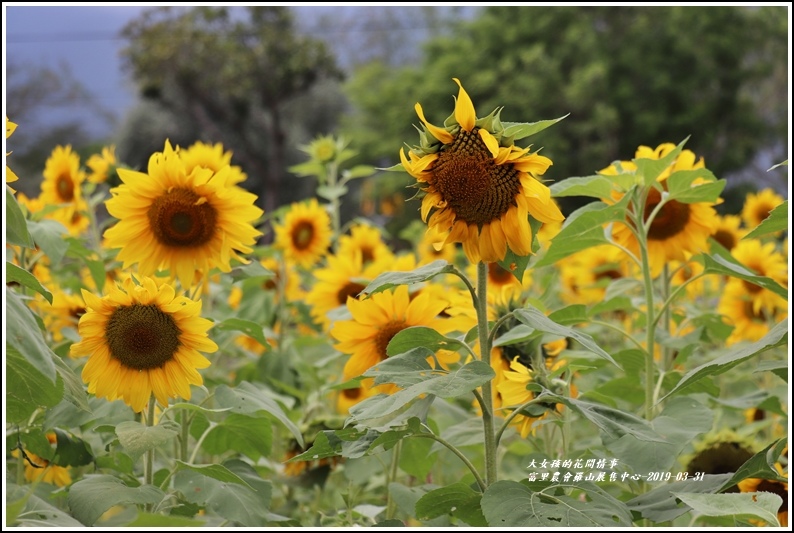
[
  {"left": 180, "top": 140, "right": 247, "bottom": 185},
  {"left": 685, "top": 432, "right": 755, "bottom": 492},
  {"left": 400, "top": 79, "right": 564, "bottom": 264},
  {"left": 103, "top": 140, "right": 263, "bottom": 288},
  {"left": 741, "top": 188, "right": 785, "bottom": 230},
  {"left": 274, "top": 198, "right": 333, "bottom": 269},
  {"left": 70, "top": 275, "right": 218, "bottom": 412},
  {"left": 738, "top": 468, "right": 789, "bottom": 527},
  {"left": 6, "top": 116, "right": 19, "bottom": 191},
  {"left": 599, "top": 143, "right": 720, "bottom": 277}
]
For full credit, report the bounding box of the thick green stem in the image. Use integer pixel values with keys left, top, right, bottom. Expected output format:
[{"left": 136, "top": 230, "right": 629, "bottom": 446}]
[
  {"left": 385, "top": 440, "right": 402, "bottom": 519},
  {"left": 327, "top": 161, "right": 341, "bottom": 238},
  {"left": 632, "top": 189, "right": 657, "bottom": 421},
  {"left": 476, "top": 262, "right": 497, "bottom": 486},
  {"left": 144, "top": 396, "right": 156, "bottom": 512},
  {"left": 661, "top": 264, "right": 672, "bottom": 373},
  {"left": 179, "top": 409, "right": 189, "bottom": 463},
  {"left": 413, "top": 427, "right": 487, "bottom": 493}
]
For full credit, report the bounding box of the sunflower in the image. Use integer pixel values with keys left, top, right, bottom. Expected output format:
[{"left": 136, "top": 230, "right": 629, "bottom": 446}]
[
  {"left": 741, "top": 188, "right": 785, "bottom": 230},
  {"left": 274, "top": 198, "right": 332, "bottom": 269},
  {"left": 400, "top": 78, "right": 564, "bottom": 264},
  {"left": 306, "top": 251, "right": 390, "bottom": 330},
  {"left": 685, "top": 434, "right": 755, "bottom": 492},
  {"left": 337, "top": 223, "right": 394, "bottom": 266},
  {"left": 41, "top": 145, "right": 86, "bottom": 223},
  {"left": 331, "top": 285, "right": 450, "bottom": 382},
  {"left": 710, "top": 214, "right": 745, "bottom": 252},
  {"left": 12, "top": 433, "right": 72, "bottom": 487},
  {"left": 337, "top": 379, "right": 377, "bottom": 413},
  {"left": 466, "top": 260, "right": 532, "bottom": 306},
  {"left": 179, "top": 140, "right": 247, "bottom": 185},
  {"left": 738, "top": 469, "right": 788, "bottom": 527},
  {"left": 557, "top": 244, "right": 632, "bottom": 305},
  {"left": 86, "top": 145, "right": 117, "bottom": 184},
  {"left": 730, "top": 239, "right": 788, "bottom": 314},
  {"left": 103, "top": 140, "right": 263, "bottom": 288},
  {"left": 718, "top": 280, "right": 787, "bottom": 346},
  {"left": 70, "top": 276, "right": 218, "bottom": 412},
  {"left": 6, "top": 116, "right": 19, "bottom": 192},
  {"left": 669, "top": 259, "right": 719, "bottom": 301},
  {"left": 38, "top": 288, "right": 87, "bottom": 343},
  {"left": 600, "top": 143, "right": 719, "bottom": 278}
]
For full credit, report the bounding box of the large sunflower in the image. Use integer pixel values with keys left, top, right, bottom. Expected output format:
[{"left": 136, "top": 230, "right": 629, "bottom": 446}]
[
  {"left": 718, "top": 279, "right": 787, "bottom": 346},
  {"left": 332, "top": 285, "right": 450, "bottom": 382},
  {"left": 400, "top": 79, "right": 564, "bottom": 264},
  {"left": 274, "top": 198, "right": 332, "bottom": 269},
  {"left": 600, "top": 143, "right": 720, "bottom": 278},
  {"left": 70, "top": 276, "right": 218, "bottom": 412},
  {"left": 6, "top": 116, "right": 19, "bottom": 192},
  {"left": 41, "top": 145, "right": 86, "bottom": 223},
  {"left": 103, "top": 140, "right": 263, "bottom": 288},
  {"left": 741, "top": 188, "right": 785, "bottom": 230}
]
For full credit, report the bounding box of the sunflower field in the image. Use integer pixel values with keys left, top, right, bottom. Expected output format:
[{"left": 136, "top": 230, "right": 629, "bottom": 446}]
[{"left": 4, "top": 77, "right": 789, "bottom": 528}]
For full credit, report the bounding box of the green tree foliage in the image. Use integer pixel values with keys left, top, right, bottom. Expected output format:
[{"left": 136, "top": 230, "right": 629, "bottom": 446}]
[
  {"left": 342, "top": 6, "right": 787, "bottom": 204},
  {"left": 119, "top": 6, "right": 344, "bottom": 212}
]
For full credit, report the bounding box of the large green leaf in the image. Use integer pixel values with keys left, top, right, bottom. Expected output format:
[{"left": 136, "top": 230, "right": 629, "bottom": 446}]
[
  {"left": 672, "top": 492, "right": 782, "bottom": 527},
  {"left": 6, "top": 188, "right": 34, "bottom": 247},
  {"left": 350, "top": 359, "right": 494, "bottom": 421},
  {"left": 626, "top": 474, "right": 733, "bottom": 522},
  {"left": 115, "top": 420, "right": 179, "bottom": 460},
  {"left": 362, "top": 260, "right": 457, "bottom": 296},
  {"left": 125, "top": 513, "right": 205, "bottom": 527},
  {"left": 665, "top": 169, "right": 725, "bottom": 204},
  {"left": 27, "top": 219, "right": 69, "bottom": 266},
  {"left": 399, "top": 437, "right": 436, "bottom": 480},
  {"left": 174, "top": 461, "right": 255, "bottom": 489},
  {"left": 743, "top": 200, "right": 787, "bottom": 239},
  {"left": 550, "top": 175, "right": 616, "bottom": 199},
  {"left": 215, "top": 318, "right": 271, "bottom": 350},
  {"left": 214, "top": 382, "right": 303, "bottom": 447},
  {"left": 6, "top": 262, "right": 52, "bottom": 304},
  {"left": 6, "top": 484, "right": 84, "bottom": 527},
  {"left": 52, "top": 428, "right": 93, "bottom": 467},
  {"left": 6, "top": 288, "right": 57, "bottom": 382},
  {"left": 52, "top": 354, "right": 90, "bottom": 412},
  {"left": 663, "top": 320, "right": 787, "bottom": 399},
  {"left": 501, "top": 115, "right": 569, "bottom": 140},
  {"left": 535, "top": 196, "right": 631, "bottom": 267},
  {"left": 698, "top": 251, "right": 787, "bottom": 299},
  {"left": 387, "top": 327, "right": 467, "bottom": 357},
  {"left": 481, "top": 480, "right": 634, "bottom": 526},
  {"left": 201, "top": 413, "right": 273, "bottom": 461},
  {"left": 6, "top": 345, "right": 62, "bottom": 423},
  {"left": 727, "top": 438, "right": 789, "bottom": 486},
  {"left": 633, "top": 138, "right": 686, "bottom": 186},
  {"left": 68, "top": 475, "right": 164, "bottom": 526},
  {"left": 513, "top": 307, "right": 619, "bottom": 367},
  {"left": 415, "top": 482, "right": 487, "bottom": 526}
]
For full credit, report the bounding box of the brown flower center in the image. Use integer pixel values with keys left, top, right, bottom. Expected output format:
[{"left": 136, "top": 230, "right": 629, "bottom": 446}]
[
  {"left": 105, "top": 304, "right": 181, "bottom": 370},
  {"left": 488, "top": 262, "right": 515, "bottom": 286},
  {"left": 712, "top": 229, "right": 737, "bottom": 251},
  {"left": 430, "top": 128, "right": 521, "bottom": 226},
  {"left": 56, "top": 174, "right": 75, "bottom": 202},
  {"left": 291, "top": 221, "right": 315, "bottom": 251},
  {"left": 147, "top": 188, "right": 217, "bottom": 248},
  {"left": 595, "top": 266, "right": 623, "bottom": 282},
  {"left": 374, "top": 320, "right": 408, "bottom": 360},
  {"left": 336, "top": 282, "right": 367, "bottom": 306},
  {"left": 755, "top": 479, "right": 788, "bottom": 513},
  {"left": 744, "top": 300, "right": 768, "bottom": 322},
  {"left": 755, "top": 205, "right": 772, "bottom": 225},
  {"left": 360, "top": 246, "right": 375, "bottom": 264},
  {"left": 342, "top": 387, "right": 362, "bottom": 400},
  {"left": 645, "top": 188, "right": 691, "bottom": 241}
]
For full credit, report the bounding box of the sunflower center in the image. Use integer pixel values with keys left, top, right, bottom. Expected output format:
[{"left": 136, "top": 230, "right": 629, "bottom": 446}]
[
  {"left": 147, "top": 188, "right": 217, "bottom": 248},
  {"left": 56, "top": 174, "right": 75, "bottom": 202},
  {"left": 740, "top": 262, "right": 764, "bottom": 294},
  {"left": 595, "top": 267, "right": 623, "bottom": 282},
  {"left": 291, "top": 221, "right": 316, "bottom": 251},
  {"left": 644, "top": 189, "right": 691, "bottom": 241},
  {"left": 374, "top": 320, "right": 408, "bottom": 360},
  {"left": 712, "top": 229, "right": 737, "bottom": 250},
  {"left": 105, "top": 304, "right": 181, "bottom": 370},
  {"left": 361, "top": 246, "right": 375, "bottom": 264},
  {"left": 755, "top": 206, "right": 772, "bottom": 224},
  {"left": 743, "top": 300, "right": 768, "bottom": 323},
  {"left": 336, "top": 282, "right": 367, "bottom": 305},
  {"left": 488, "top": 263, "right": 515, "bottom": 286},
  {"left": 755, "top": 479, "right": 788, "bottom": 513},
  {"left": 342, "top": 387, "right": 362, "bottom": 400},
  {"left": 431, "top": 128, "right": 521, "bottom": 226}
]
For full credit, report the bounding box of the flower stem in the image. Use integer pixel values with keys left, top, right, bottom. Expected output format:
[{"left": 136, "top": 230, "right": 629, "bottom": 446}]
[
  {"left": 385, "top": 440, "right": 402, "bottom": 519},
  {"left": 144, "top": 395, "right": 156, "bottom": 512},
  {"left": 410, "top": 431, "right": 487, "bottom": 493},
  {"left": 632, "top": 189, "right": 657, "bottom": 421},
  {"left": 476, "top": 261, "right": 497, "bottom": 486}
]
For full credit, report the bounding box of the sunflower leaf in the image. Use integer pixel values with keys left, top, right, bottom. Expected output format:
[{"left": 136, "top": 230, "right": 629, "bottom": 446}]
[
  {"left": 550, "top": 175, "right": 616, "bottom": 199},
  {"left": 27, "top": 219, "right": 69, "bottom": 266},
  {"left": 6, "top": 288, "right": 57, "bottom": 383},
  {"left": 501, "top": 114, "right": 569, "bottom": 140},
  {"left": 743, "top": 201, "right": 787, "bottom": 240},
  {"left": 726, "top": 438, "right": 789, "bottom": 486},
  {"left": 68, "top": 475, "right": 165, "bottom": 526},
  {"left": 665, "top": 169, "right": 725, "bottom": 204},
  {"left": 481, "top": 480, "right": 634, "bottom": 526},
  {"left": 6, "top": 189, "right": 35, "bottom": 247},
  {"left": 662, "top": 319, "right": 787, "bottom": 399},
  {"left": 513, "top": 307, "right": 619, "bottom": 367},
  {"left": 672, "top": 492, "right": 782, "bottom": 527},
  {"left": 633, "top": 137, "right": 688, "bottom": 186},
  {"left": 6, "top": 262, "right": 52, "bottom": 304},
  {"left": 52, "top": 428, "right": 93, "bottom": 467},
  {"left": 174, "top": 461, "right": 256, "bottom": 490},
  {"left": 52, "top": 354, "right": 90, "bottom": 412},
  {"left": 697, "top": 249, "right": 787, "bottom": 299},
  {"left": 754, "top": 360, "right": 788, "bottom": 383},
  {"left": 387, "top": 327, "right": 467, "bottom": 357},
  {"left": 124, "top": 513, "right": 205, "bottom": 527},
  {"left": 415, "top": 483, "right": 487, "bottom": 526},
  {"left": 215, "top": 318, "right": 271, "bottom": 349},
  {"left": 200, "top": 413, "right": 272, "bottom": 461},
  {"left": 7, "top": 484, "right": 85, "bottom": 527},
  {"left": 230, "top": 261, "right": 274, "bottom": 283},
  {"left": 361, "top": 260, "right": 457, "bottom": 296},
  {"left": 115, "top": 421, "right": 179, "bottom": 461},
  {"left": 6, "top": 345, "right": 63, "bottom": 423},
  {"left": 767, "top": 160, "right": 788, "bottom": 171},
  {"left": 626, "top": 474, "right": 734, "bottom": 522}
]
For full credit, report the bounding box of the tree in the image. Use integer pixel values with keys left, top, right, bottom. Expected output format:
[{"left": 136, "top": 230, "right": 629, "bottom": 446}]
[
  {"left": 342, "top": 6, "right": 788, "bottom": 207},
  {"left": 120, "top": 6, "right": 344, "bottom": 213}
]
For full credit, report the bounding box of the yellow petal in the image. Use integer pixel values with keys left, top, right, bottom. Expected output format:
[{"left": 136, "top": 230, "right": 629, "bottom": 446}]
[
  {"left": 415, "top": 103, "right": 454, "bottom": 144},
  {"left": 452, "top": 78, "right": 476, "bottom": 132},
  {"left": 479, "top": 130, "right": 500, "bottom": 158}
]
